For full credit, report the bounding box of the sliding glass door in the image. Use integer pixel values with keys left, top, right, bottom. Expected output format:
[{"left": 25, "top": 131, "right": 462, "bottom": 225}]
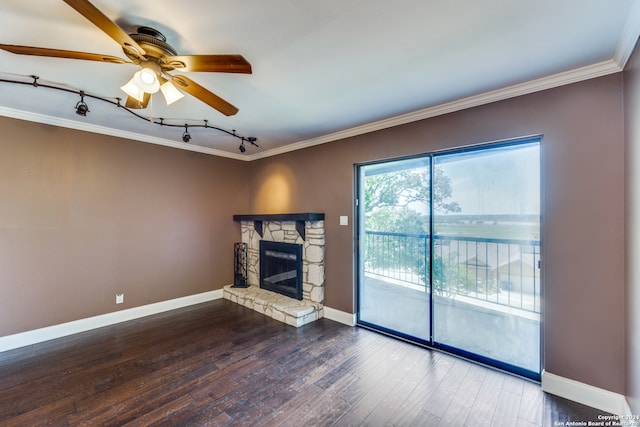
[
  {"left": 357, "top": 157, "right": 431, "bottom": 342},
  {"left": 357, "top": 139, "right": 541, "bottom": 378}
]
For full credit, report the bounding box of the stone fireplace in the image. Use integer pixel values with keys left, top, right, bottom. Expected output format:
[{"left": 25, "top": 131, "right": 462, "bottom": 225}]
[{"left": 224, "top": 213, "right": 325, "bottom": 327}]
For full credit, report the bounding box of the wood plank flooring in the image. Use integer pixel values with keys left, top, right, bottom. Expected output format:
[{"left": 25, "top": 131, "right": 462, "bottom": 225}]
[{"left": 0, "top": 299, "right": 609, "bottom": 426}]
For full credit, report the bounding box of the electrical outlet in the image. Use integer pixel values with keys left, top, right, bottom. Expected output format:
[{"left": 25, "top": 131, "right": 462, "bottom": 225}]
[
  {"left": 116, "top": 293, "right": 124, "bottom": 304},
  {"left": 340, "top": 216, "right": 349, "bottom": 226}
]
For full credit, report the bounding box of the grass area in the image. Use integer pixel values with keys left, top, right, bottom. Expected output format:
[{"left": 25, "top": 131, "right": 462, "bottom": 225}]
[{"left": 435, "top": 222, "right": 539, "bottom": 241}]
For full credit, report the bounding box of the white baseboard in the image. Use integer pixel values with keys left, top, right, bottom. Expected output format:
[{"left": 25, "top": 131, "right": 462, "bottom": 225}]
[
  {"left": 623, "top": 400, "right": 634, "bottom": 418},
  {"left": 0, "top": 289, "right": 223, "bottom": 353},
  {"left": 323, "top": 306, "right": 356, "bottom": 326},
  {"left": 542, "top": 370, "right": 631, "bottom": 416}
]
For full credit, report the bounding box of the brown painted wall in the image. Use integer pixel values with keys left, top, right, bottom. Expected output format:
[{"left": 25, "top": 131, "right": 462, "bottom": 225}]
[
  {"left": 249, "top": 74, "right": 626, "bottom": 394},
  {"left": 625, "top": 41, "right": 640, "bottom": 414},
  {"left": 0, "top": 117, "right": 248, "bottom": 336}
]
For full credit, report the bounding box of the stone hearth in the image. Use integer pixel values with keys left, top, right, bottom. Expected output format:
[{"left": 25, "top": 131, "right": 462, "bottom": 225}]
[{"left": 225, "top": 214, "right": 325, "bottom": 327}]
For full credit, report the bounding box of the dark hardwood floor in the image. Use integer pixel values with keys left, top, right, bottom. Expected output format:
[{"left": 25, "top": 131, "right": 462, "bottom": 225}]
[{"left": 0, "top": 299, "right": 609, "bottom": 426}]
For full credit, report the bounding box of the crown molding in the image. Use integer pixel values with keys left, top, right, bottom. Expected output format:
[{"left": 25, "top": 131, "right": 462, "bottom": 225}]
[
  {"left": 246, "top": 59, "right": 623, "bottom": 161},
  {"left": 613, "top": 0, "right": 640, "bottom": 67},
  {"left": 0, "top": 106, "right": 248, "bottom": 161}
]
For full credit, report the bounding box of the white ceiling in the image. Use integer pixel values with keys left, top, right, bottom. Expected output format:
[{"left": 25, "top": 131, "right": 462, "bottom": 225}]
[{"left": 0, "top": 0, "right": 638, "bottom": 160}]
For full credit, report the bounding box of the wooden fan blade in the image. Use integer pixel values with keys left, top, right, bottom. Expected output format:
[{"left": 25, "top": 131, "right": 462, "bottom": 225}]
[
  {"left": 0, "top": 44, "right": 128, "bottom": 63},
  {"left": 170, "top": 75, "right": 239, "bottom": 116},
  {"left": 63, "top": 0, "right": 146, "bottom": 58},
  {"left": 124, "top": 93, "right": 150, "bottom": 109},
  {"left": 165, "top": 55, "right": 252, "bottom": 74}
]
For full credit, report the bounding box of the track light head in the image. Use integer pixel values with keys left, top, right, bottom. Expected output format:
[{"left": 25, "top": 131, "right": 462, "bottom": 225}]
[
  {"left": 182, "top": 124, "right": 191, "bottom": 143},
  {"left": 239, "top": 142, "right": 246, "bottom": 153},
  {"left": 76, "top": 102, "right": 89, "bottom": 116},
  {"left": 75, "top": 91, "right": 89, "bottom": 116}
]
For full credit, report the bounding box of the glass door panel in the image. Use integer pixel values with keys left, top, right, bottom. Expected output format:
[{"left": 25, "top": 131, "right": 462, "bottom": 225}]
[
  {"left": 432, "top": 141, "right": 541, "bottom": 375},
  {"left": 357, "top": 157, "right": 431, "bottom": 341}
]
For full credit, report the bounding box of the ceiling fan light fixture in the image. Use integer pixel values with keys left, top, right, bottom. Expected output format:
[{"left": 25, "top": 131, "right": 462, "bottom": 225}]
[
  {"left": 120, "top": 76, "right": 146, "bottom": 102},
  {"left": 160, "top": 80, "right": 185, "bottom": 105},
  {"left": 132, "top": 68, "right": 160, "bottom": 93}
]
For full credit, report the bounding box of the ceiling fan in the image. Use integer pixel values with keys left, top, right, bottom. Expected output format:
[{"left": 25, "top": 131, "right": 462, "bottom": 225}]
[{"left": 0, "top": 0, "right": 252, "bottom": 116}]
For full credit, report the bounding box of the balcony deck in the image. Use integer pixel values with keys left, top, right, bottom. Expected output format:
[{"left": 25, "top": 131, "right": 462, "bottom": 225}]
[
  {"left": 361, "top": 231, "right": 541, "bottom": 374},
  {"left": 361, "top": 274, "right": 541, "bottom": 373}
]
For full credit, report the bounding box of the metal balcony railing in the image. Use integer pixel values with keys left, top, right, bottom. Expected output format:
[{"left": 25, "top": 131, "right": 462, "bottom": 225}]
[{"left": 363, "top": 231, "right": 541, "bottom": 314}]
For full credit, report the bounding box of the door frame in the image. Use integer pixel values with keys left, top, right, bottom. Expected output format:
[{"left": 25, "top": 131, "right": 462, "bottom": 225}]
[{"left": 354, "top": 136, "right": 543, "bottom": 381}]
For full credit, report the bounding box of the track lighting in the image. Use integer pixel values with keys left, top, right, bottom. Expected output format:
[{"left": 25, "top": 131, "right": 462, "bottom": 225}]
[
  {"left": 182, "top": 124, "right": 191, "bottom": 143},
  {"left": 75, "top": 91, "right": 89, "bottom": 116},
  {"left": 1, "top": 74, "right": 258, "bottom": 151}
]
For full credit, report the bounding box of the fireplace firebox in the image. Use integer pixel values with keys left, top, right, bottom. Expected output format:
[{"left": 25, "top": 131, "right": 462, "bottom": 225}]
[{"left": 260, "top": 240, "right": 303, "bottom": 300}]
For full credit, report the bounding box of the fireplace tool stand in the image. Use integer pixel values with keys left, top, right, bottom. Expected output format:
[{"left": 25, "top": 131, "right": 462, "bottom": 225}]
[{"left": 232, "top": 242, "right": 249, "bottom": 288}]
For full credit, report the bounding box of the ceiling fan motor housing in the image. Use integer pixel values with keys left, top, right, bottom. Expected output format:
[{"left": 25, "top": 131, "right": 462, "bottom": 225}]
[{"left": 124, "top": 26, "right": 178, "bottom": 66}]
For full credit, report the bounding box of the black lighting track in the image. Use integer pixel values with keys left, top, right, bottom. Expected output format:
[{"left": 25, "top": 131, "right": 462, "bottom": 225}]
[{"left": 0, "top": 74, "right": 259, "bottom": 152}]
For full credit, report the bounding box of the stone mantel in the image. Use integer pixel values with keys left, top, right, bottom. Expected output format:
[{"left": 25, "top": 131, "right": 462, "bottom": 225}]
[{"left": 233, "top": 213, "right": 325, "bottom": 240}]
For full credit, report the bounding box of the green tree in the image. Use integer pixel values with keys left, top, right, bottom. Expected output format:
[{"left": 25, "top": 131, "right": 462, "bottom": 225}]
[
  {"left": 364, "top": 166, "right": 460, "bottom": 232},
  {"left": 363, "top": 165, "right": 463, "bottom": 286}
]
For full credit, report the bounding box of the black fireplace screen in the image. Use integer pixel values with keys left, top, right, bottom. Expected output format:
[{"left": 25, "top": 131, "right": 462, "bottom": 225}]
[{"left": 259, "top": 240, "right": 303, "bottom": 300}]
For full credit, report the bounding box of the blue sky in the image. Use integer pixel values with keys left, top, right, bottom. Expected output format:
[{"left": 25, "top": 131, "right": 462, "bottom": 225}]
[{"left": 436, "top": 142, "right": 540, "bottom": 216}]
